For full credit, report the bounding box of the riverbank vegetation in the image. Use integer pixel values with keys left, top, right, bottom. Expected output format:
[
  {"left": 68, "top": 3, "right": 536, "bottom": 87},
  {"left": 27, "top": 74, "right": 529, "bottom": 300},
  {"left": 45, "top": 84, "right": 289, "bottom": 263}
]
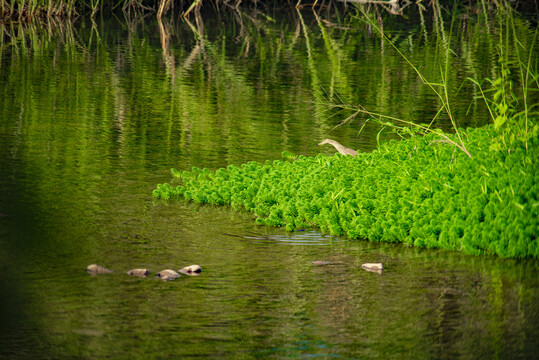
[
  {"left": 1, "top": 0, "right": 537, "bottom": 21},
  {"left": 154, "top": 122, "right": 538, "bottom": 258},
  {"left": 153, "top": 1, "right": 539, "bottom": 259},
  {"left": 5, "top": 0, "right": 330, "bottom": 20}
]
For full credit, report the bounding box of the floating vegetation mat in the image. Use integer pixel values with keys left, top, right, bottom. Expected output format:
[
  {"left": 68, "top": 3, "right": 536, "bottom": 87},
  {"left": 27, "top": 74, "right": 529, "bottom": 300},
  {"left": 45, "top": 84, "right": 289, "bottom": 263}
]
[{"left": 154, "top": 126, "right": 538, "bottom": 259}]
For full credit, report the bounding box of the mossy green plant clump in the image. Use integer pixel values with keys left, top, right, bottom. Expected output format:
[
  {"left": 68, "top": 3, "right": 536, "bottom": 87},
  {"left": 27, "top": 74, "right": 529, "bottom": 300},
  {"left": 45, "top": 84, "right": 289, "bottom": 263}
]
[{"left": 154, "top": 125, "right": 538, "bottom": 259}]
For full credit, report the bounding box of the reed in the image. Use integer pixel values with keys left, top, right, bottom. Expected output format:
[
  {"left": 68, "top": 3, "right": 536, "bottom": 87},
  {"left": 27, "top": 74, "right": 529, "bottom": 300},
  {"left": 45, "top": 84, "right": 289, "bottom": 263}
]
[
  {"left": 0, "top": 0, "right": 77, "bottom": 20},
  {"left": 317, "top": 0, "right": 538, "bottom": 159},
  {"left": 467, "top": 1, "right": 539, "bottom": 153},
  {"left": 317, "top": 3, "right": 474, "bottom": 158},
  {"left": 0, "top": 0, "right": 237, "bottom": 20}
]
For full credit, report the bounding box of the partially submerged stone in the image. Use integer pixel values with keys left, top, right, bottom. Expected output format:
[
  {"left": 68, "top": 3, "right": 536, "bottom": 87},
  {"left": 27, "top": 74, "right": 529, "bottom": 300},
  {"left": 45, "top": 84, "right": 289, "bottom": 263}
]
[
  {"left": 127, "top": 268, "right": 150, "bottom": 277},
  {"left": 178, "top": 264, "right": 202, "bottom": 276},
  {"left": 361, "top": 263, "right": 384, "bottom": 274},
  {"left": 312, "top": 261, "right": 330, "bottom": 266},
  {"left": 157, "top": 269, "right": 180, "bottom": 281},
  {"left": 86, "top": 264, "right": 113, "bottom": 275}
]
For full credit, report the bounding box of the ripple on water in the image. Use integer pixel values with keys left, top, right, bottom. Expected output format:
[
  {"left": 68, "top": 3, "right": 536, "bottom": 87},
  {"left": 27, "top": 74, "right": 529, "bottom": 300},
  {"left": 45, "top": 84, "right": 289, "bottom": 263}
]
[{"left": 225, "top": 230, "right": 343, "bottom": 246}]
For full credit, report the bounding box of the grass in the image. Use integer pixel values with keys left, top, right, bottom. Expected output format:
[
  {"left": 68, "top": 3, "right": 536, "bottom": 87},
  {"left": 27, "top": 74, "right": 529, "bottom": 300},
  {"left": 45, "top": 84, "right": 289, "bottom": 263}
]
[
  {"left": 317, "top": 1, "right": 538, "bottom": 160},
  {"left": 316, "top": 4, "right": 467, "bottom": 158},
  {"left": 1, "top": 0, "right": 77, "bottom": 19},
  {"left": 468, "top": 1, "right": 539, "bottom": 152},
  {"left": 0, "top": 0, "right": 277, "bottom": 20},
  {"left": 0, "top": 0, "right": 149, "bottom": 19}
]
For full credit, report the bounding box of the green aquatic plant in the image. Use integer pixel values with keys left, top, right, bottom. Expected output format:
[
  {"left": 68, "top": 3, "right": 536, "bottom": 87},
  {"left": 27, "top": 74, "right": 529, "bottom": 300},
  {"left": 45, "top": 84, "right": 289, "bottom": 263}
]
[{"left": 154, "top": 124, "right": 538, "bottom": 259}]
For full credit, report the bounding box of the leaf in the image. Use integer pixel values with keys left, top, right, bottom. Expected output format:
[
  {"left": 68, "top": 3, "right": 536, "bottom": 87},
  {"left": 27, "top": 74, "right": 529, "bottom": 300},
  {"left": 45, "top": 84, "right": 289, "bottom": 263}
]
[
  {"left": 282, "top": 151, "right": 297, "bottom": 161},
  {"left": 171, "top": 168, "right": 182, "bottom": 178},
  {"left": 494, "top": 115, "right": 507, "bottom": 129},
  {"left": 489, "top": 141, "right": 503, "bottom": 151},
  {"left": 496, "top": 102, "right": 508, "bottom": 114}
]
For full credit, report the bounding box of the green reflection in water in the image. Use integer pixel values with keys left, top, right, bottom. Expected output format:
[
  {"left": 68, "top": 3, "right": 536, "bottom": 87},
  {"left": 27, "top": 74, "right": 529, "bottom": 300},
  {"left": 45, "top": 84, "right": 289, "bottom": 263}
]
[{"left": 0, "top": 5, "right": 538, "bottom": 359}]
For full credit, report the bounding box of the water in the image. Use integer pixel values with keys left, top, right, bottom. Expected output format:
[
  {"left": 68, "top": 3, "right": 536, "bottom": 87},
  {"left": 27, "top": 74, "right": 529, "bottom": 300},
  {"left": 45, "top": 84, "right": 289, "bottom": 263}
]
[{"left": 1, "top": 5, "right": 538, "bottom": 359}]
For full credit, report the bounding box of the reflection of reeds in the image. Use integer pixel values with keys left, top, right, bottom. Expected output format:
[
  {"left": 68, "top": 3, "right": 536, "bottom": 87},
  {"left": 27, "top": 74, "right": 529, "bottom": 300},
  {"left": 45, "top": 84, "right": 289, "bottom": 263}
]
[
  {"left": 158, "top": 18, "right": 176, "bottom": 82},
  {"left": 3, "top": 0, "right": 535, "bottom": 161},
  {"left": 0, "top": 18, "right": 78, "bottom": 58}
]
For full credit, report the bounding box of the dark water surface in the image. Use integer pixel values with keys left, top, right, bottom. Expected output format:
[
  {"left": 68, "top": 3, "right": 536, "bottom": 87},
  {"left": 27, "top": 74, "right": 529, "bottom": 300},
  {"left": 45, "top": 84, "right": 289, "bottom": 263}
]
[{"left": 1, "top": 5, "right": 538, "bottom": 359}]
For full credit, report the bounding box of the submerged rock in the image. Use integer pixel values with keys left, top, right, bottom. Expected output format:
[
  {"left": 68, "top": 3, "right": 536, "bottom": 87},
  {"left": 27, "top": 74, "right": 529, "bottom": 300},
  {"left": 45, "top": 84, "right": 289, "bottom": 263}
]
[
  {"left": 86, "top": 264, "right": 113, "bottom": 275},
  {"left": 127, "top": 268, "right": 150, "bottom": 277},
  {"left": 157, "top": 269, "right": 180, "bottom": 281},
  {"left": 178, "top": 264, "right": 202, "bottom": 275},
  {"left": 361, "top": 263, "right": 384, "bottom": 274}
]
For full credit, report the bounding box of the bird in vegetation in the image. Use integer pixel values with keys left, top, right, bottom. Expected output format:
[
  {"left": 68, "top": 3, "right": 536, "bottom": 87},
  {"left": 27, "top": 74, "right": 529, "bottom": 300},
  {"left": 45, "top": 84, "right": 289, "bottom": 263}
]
[{"left": 317, "top": 139, "right": 358, "bottom": 156}]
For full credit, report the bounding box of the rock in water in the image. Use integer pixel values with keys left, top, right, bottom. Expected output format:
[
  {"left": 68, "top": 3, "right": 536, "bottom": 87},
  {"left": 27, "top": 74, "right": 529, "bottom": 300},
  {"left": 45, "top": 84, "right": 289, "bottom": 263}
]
[
  {"left": 157, "top": 269, "right": 180, "bottom": 281},
  {"left": 361, "top": 263, "right": 384, "bottom": 273},
  {"left": 86, "top": 264, "right": 113, "bottom": 275},
  {"left": 311, "top": 261, "right": 330, "bottom": 266},
  {"left": 127, "top": 269, "right": 150, "bottom": 277},
  {"left": 178, "top": 264, "right": 202, "bottom": 275}
]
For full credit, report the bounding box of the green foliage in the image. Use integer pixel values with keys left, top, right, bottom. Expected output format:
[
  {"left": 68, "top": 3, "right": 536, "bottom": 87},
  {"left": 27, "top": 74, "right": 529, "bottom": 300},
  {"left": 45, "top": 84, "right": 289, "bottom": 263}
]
[
  {"left": 319, "top": 4, "right": 475, "bottom": 159},
  {"left": 467, "top": 3, "right": 539, "bottom": 152},
  {"left": 154, "top": 124, "right": 539, "bottom": 259},
  {"left": 281, "top": 151, "right": 298, "bottom": 161}
]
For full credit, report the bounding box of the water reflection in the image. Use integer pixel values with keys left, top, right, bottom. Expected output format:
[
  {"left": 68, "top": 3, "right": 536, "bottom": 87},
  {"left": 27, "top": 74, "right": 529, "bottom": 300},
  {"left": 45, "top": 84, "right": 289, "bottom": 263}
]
[
  {"left": 0, "top": 4, "right": 538, "bottom": 359},
  {"left": 227, "top": 230, "right": 340, "bottom": 246}
]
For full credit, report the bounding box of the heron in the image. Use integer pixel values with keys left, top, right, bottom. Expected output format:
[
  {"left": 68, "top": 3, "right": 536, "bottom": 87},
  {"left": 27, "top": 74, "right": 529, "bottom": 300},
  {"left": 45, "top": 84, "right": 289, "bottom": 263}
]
[{"left": 317, "top": 139, "right": 358, "bottom": 156}]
